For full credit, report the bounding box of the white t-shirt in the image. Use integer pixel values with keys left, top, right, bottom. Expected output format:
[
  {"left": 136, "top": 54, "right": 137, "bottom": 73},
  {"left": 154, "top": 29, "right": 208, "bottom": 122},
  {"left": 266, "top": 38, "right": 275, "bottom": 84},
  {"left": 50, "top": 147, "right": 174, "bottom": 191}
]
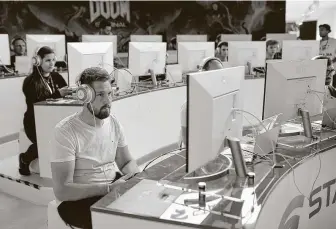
[
  {"left": 320, "top": 38, "right": 336, "bottom": 60},
  {"left": 51, "top": 113, "right": 127, "bottom": 184}
]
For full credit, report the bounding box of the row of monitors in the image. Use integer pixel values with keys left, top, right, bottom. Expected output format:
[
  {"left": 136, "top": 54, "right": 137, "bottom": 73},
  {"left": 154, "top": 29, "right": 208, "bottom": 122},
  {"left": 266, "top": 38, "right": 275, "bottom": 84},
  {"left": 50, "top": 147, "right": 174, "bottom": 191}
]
[
  {"left": 187, "top": 58, "right": 327, "bottom": 173},
  {"left": 0, "top": 34, "right": 317, "bottom": 85},
  {"left": 0, "top": 33, "right": 298, "bottom": 61}
]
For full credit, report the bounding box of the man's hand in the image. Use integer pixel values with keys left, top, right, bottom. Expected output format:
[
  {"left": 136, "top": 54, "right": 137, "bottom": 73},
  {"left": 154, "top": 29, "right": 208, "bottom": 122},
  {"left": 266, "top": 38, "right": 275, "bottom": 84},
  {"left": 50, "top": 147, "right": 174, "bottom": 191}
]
[
  {"left": 119, "top": 172, "right": 139, "bottom": 181},
  {"left": 107, "top": 179, "right": 126, "bottom": 192}
]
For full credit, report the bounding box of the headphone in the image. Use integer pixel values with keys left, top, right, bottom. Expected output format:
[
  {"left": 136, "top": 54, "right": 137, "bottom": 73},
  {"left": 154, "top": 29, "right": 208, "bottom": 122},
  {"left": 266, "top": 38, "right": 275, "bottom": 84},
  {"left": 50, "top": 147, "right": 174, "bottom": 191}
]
[
  {"left": 75, "top": 74, "right": 96, "bottom": 104},
  {"left": 32, "top": 46, "right": 58, "bottom": 67},
  {"left": 32, "top": 47, "right": 42, "bottom": 67},
  {"left": 10, "top": 36, "right": 26, "bottom": 51},
  {"left": 216, "top": 41, "right": 228, "bottom": 52},
  {"left": 198, "top": 57, "right": 223, "bottom": 71}
]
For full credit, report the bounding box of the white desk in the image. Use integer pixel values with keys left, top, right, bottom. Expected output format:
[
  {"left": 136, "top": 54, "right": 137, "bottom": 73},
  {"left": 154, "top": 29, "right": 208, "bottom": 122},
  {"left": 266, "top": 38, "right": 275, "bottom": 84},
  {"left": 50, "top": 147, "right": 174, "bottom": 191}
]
[
  {"left": 0, "top": 76, "right": 26, "bottom": 138},
  {"left": 34, "top": 86, "right": 186, "bottom": 179}
]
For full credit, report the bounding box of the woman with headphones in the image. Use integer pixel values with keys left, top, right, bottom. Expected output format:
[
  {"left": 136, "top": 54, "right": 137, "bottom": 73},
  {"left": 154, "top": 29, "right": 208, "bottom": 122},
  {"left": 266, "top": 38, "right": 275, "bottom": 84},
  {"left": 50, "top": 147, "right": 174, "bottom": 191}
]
[
  {"left": 19, "top": 46, "right": 72, "bottom": 176},
  {"left": 180, "top": 57, "right": 224, "bottom": 148}
]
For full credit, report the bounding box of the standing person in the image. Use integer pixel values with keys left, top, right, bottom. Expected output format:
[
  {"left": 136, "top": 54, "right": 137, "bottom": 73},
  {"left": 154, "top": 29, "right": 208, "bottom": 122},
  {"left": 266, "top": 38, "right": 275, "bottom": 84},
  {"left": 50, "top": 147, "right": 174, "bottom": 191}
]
[
  {"left": 319, "top": 24, "right": 336, "bottom": 63},
  {"left": 19, "top": 46, "right": 72, "bottom": 176}
]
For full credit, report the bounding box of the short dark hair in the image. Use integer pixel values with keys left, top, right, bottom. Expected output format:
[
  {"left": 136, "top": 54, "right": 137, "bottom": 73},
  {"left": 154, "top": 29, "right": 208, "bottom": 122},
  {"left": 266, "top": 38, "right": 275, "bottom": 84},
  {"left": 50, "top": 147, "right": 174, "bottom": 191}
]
[
  {"left": 78, "top": 67, "right": 111, "bottom": 86},
  {"left": 203, "top": 58, "right": 223, "bottom": 71},
  {"left": 12, "top": 36, "right": 26, "bottom": 45},
  {"left": 100, "top": 20, "right": 111, "bottom": 29},
  {"left": 266, "top": 40, "right": 279, "bottom": 47},
  {"left": 319, "top": 24, "right": 331, "bottom": 32},
  {"left": 218, "top": 41, "right": 228, "bottom": 48}
]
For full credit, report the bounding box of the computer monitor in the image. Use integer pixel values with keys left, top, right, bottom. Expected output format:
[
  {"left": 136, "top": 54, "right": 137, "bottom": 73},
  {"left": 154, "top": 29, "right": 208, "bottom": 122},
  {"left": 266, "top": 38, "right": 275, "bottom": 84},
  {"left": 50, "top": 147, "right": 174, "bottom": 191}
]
[
  {"left": 128, "top": 42, "right": 166, "bottom": 80},
  {"left": 67, "top": 42, "right": 114, "bottom": 86},
  {"left": 282, "top": 40, "right": 319, "bottom": 61},
  {"left": 176, "top": 35, "right": 207, "bottom": 43},
  {"left": 178, "top": 42, "right": 215, "bottom": 73},
  {"left": 263, "top": 59, "right": 326, "bottom": 122},
  {"left": 228, "top": 41, "right": 266, "bottom": 68},
  {"left": 82, "top": 35, "right": 118, "bottom": 57},
  {"left": 220, "top": 34, "right": 252, "bottom": 42},
  {"left": 26, "top": 34, "right": 66, "bottom": 61},
  {"left": 187, "top": 66, "right": 245, "bottom": 173},
  {"left": 266, "top": 33, "right": 297, "bottom": 41},
  {"left": 0, "top": 34, "right": 11, "bottom": 65},
  {"left": 130, "top": 35, "right": 162, "bottom": 42}
]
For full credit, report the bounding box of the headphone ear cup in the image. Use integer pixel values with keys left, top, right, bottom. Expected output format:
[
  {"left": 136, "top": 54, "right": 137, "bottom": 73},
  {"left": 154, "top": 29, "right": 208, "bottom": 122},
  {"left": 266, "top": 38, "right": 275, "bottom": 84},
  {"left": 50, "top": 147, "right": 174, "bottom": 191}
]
[
  {"left": 76, "top": 84, "right": 95, "bottom": 103},
  {"left": 32, "top": 55, "right": 42, "bottom": 66}
]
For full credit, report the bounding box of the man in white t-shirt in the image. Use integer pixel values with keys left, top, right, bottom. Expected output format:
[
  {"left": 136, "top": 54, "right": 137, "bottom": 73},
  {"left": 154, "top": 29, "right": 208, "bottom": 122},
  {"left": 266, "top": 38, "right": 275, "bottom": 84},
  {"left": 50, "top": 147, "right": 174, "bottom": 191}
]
[
  {"left": 180, "top": 57, "right": 224, "bottom": 147},
  {"left": 51, "top": 67, "right": 140, "bottom": 229},
  {"left": 319, "top": 24, "right": 336, "bottom": 63}
]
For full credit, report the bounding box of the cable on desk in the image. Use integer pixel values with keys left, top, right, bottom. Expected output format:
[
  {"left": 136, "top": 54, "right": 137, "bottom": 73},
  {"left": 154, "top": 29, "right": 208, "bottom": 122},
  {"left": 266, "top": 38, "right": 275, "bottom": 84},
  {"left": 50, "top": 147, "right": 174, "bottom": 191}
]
[{"left": 142, "top": 148, "right": 186, "bottom": 172}]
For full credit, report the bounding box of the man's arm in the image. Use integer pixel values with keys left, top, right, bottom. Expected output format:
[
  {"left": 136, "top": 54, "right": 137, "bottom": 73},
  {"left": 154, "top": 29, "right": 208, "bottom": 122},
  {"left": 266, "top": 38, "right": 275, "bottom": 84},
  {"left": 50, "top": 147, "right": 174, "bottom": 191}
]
[
  {"left": 114, "top": 120, "right": 140, "bottom": 175},
  {"left": 51, "top": 126, "right": 123, "bottom": 202},
  {"left": 115, "top": 145, "right": 140, "bottom": 175},
  {"left": 51, "top": 161, "right": 111, "bottom": 202}
]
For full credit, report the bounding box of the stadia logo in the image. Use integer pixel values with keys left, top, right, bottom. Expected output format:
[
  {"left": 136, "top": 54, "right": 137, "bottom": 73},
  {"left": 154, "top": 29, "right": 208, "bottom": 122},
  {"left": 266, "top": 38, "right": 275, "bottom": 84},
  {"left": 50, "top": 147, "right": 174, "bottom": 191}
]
[
  {"left": 278, "top": 195, "right": 305, "bottom": 229},
  {"left": 278, "top": 177, "right": 336, "bottom": 229}
]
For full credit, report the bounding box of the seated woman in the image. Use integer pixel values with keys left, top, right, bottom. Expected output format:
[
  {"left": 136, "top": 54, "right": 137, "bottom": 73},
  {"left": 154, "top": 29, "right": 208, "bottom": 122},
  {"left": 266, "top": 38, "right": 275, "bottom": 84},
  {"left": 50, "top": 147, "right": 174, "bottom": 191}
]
[
  {"left": 19, "top": 46, "right": 72, "bottom": 176},
  {"left": 312, "top": 55, "right": 336, "bottom": 98},
  {"left": 180, "top": 57, "right": 224, "bottom": 147}
]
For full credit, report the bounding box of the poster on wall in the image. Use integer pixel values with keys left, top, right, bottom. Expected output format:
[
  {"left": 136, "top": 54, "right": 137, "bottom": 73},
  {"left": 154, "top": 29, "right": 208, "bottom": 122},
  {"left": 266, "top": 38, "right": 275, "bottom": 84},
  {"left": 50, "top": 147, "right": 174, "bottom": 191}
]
[{"left": 0, "top": 1, "right": 285, "bottom": 53}]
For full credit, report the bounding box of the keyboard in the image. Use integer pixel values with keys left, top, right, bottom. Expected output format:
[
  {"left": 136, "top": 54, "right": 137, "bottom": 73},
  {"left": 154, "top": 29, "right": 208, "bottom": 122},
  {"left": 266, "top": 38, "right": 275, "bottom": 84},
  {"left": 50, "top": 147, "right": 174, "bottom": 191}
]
[
  {"left": 221, "top": 144, "right": 254, "bottom": 164},
  {"left": 241, "top": 144, "right": 254, "bottom": 163}
]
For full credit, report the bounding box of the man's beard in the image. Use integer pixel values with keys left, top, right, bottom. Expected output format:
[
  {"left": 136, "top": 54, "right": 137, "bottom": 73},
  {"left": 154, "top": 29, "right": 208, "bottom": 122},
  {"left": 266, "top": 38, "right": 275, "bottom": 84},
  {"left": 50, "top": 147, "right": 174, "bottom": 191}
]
[{"left": 88, "top": 104, "right": 111, "bottom": 119}]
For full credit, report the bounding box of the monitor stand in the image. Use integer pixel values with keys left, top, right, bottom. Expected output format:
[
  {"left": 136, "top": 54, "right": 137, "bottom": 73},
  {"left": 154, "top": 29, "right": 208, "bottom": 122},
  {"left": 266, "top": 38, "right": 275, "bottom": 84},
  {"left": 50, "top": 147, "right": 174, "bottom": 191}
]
[
  {"left": 183, "top": 154, "right": 232, "bottom": 183},
  {"left": 279, "top": 109, "right": 314, "bottom": 139}
]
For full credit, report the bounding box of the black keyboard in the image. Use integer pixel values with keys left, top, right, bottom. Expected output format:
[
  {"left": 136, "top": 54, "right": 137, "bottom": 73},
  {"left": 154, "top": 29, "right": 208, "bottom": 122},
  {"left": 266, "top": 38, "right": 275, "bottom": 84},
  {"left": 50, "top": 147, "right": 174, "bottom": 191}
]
[{"left": 139, "top": 73, "right": 166, "bottom": 82}]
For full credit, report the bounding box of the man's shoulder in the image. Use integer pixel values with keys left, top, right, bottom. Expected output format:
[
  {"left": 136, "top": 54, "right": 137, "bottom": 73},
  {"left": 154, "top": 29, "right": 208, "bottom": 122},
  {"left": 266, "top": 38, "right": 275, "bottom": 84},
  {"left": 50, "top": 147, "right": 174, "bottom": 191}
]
[
  {"left": 109, "top": 114, "right": 121, "bottom": 126},
  {"left": 55, "top": 113, "right": 78, "bottom": 133}
]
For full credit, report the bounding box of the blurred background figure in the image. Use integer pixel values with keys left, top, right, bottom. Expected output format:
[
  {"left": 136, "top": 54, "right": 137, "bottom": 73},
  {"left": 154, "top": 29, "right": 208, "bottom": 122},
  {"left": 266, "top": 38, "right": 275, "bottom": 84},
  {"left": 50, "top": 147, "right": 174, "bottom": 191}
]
[{"left": 215, "top": 41, "right": 228, "bottom": 62}]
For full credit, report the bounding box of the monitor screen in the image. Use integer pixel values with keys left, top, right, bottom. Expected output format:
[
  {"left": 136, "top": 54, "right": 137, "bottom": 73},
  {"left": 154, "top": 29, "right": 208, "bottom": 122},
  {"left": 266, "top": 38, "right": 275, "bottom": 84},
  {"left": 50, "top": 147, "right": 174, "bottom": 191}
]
[
  {"left": 282, "top": 40, "right": 319, "bottom": 61},
  {"left": 228, "top": 41, "right": 266, "bottom": 69},
  {"left": 266, "top": 33, "right": 297, "bottom": 41},
  {"left": 263, "top": 59, "right": 327, "bottom": 122},
  {"left": 220, "top": 34, "right": 252, "bottom": 42},
  {"left": 176, "top": 35, "right": 207, "bottom": 43},
  {"left": 26, "top": 34, "right": 66, "bottom": 62},
  {"left": 0, "top": 34, "right": 11, "bottom": 65},
  {"left": 128, "top": 42, "right": 166, "bottom": 78},
  {"left": 67, "top": 42, "right": 114, "bottom": 85},
  {"left": 178, "top": 42, "right": 215, "bottom": 73},
  {"left": 82, "top": 35, "right": 117, "bottom": 56},
  {"left": 130, "top": 35, "right": 162, "bottom": 42},
  {"left": 187, "top": 66, "right": 245, "bottom": 173}
]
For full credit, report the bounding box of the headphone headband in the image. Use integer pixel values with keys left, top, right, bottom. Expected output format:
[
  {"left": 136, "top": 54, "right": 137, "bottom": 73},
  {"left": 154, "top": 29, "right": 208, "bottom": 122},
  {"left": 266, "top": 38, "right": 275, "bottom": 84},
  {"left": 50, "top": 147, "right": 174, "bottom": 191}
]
[
  {"left": 198, "top": 57, "right": 223, "bottom": 71},
  {"left": 217, "top": 41, "right": 228, "bottom": 48}
]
